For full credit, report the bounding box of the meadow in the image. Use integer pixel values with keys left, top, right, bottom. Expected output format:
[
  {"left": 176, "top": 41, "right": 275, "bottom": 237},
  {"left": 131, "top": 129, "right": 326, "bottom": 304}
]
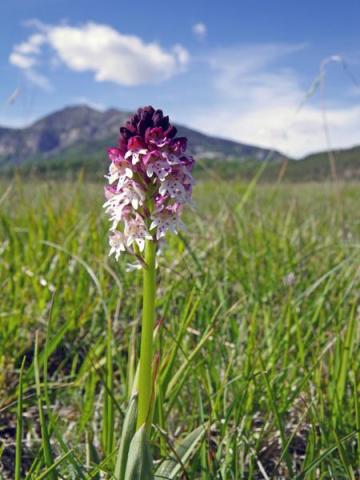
[{"left": 0, "top": 177, "right": 359, "bottom": 479}]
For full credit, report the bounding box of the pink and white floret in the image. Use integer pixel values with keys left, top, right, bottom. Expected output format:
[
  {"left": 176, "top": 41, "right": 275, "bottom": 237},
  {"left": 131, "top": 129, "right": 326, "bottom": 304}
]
[{"left": 103, "top": 106, "right": 195, "bottom": 266}]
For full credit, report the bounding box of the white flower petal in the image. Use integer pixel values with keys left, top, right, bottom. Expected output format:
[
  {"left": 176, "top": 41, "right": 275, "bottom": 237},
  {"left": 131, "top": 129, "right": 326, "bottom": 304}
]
[
  {"left": 126, "top": 262, "right": 142, "bottom": 272},
  {"left": 132, "top": 198, "right": 139, "bottom": 210},
  {"left": 150, "top": 220, "right": 158, "bottom": 230},
  {"left": 136, "top": 238, "right": 145, "bottom": 251},
  {"left": 159, "top": 183, "right": 167, "bottom": 196}
]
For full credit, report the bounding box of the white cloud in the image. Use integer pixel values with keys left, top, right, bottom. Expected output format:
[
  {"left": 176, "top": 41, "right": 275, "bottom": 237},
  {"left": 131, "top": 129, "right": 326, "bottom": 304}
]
[
  {"left": 192, "top": 22, "right": 207, "bottom": 40},
  {"left": 9, "top": 21, "right": 189, "bottom": 88},
  {"left": 9, "top": 52, "right": 36, "bottom": 69},
  {"left": 9, "top": 31, "right": 52, "bottom": 91},
  {"left": 72, "top": 96, "right": 106, "bottom": 111},
  {"left": 187, "top": 44, "right": 360, "bottom": 157},
  {"left": 195, "top": 102, "right": 360, "bottom": 158},
  {"left": 173, "top": 44, "right": 190, "bottom": 65},
  {"left": 10, "top": 33, "right": 46, "bottom": 69}
]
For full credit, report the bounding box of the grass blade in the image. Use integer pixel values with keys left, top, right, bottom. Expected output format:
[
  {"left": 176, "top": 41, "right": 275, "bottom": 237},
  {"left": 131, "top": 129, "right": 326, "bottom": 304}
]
[
  {"left": 34, "top": 332, "right": 57, "bottom": 480},
  {"left": 15, "top": 357, "right": 26, "bottom": 480}
]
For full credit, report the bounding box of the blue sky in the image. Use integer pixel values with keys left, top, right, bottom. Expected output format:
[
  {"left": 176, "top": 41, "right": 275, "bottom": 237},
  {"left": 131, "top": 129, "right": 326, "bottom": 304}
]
[{"left": 1, "top": 0, "right": 360, "bottom": 157}]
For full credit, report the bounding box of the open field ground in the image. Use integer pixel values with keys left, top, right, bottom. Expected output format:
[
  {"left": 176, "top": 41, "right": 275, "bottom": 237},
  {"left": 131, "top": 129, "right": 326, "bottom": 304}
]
[{"left": 0, "top": 179, "right": 359, "bottom": 479}]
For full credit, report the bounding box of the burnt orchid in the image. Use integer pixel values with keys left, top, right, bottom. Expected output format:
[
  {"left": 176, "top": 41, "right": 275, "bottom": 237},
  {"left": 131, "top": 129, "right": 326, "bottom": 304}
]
[
  {"left": 104, "top": 106, "right": 195, "bottom": 267},
  {"left": 104, "top": 107, "right": 195, "bottom": 479}
]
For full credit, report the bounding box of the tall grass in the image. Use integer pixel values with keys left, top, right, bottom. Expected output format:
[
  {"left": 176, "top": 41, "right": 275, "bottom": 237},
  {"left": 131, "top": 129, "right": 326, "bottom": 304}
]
[{"left": 0, "top": 178, "right": 359, "bottom": 478}]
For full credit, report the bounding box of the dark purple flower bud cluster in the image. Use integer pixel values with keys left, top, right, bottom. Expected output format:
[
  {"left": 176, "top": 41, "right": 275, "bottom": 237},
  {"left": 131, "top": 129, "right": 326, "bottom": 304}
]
[{"left": 118, "top": 106, "right": 177, "bottom": 154}]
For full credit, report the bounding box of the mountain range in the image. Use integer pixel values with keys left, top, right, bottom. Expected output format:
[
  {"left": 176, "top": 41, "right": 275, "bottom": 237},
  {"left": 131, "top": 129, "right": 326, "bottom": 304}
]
[
  {"left": 0, "top": 105, "right": 280, "bottom": 170},
  {"left": 0, "top": 105, "right": 359, "bottom": 181}
]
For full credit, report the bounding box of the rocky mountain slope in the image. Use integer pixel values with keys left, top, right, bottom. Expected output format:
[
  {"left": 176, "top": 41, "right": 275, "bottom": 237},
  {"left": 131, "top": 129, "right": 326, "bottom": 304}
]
[{"left": 0, "top": 105, "right": 280, "bottom": 169}]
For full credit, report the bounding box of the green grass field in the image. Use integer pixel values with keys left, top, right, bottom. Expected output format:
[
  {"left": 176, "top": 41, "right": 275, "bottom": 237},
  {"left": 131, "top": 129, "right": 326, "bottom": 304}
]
[{"left": 0, "top": 178, "right": 359, "bottom": 479}]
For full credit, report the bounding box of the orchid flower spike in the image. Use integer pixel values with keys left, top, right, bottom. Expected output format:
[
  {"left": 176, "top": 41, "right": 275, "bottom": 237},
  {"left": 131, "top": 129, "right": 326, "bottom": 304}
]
[{"left": 104, "top": 106, "right": 195, "bottom": 266}]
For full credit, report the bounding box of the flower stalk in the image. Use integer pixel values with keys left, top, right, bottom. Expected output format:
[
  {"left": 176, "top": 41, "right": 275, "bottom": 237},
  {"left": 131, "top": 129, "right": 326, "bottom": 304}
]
[
  {"left": 137, "top": 239, "right": 157, "bottom": 431},
  {"left": 103, "top": 106, "right": 195, "bottom": 473}
]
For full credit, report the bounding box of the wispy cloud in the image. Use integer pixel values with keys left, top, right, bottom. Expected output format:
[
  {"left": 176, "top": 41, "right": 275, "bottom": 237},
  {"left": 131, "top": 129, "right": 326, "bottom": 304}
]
[
  {"left": 187, "top": 43, "right": 360, "bottom": 157},
  {"left": 9, "top": 31, "right": 52, "bottom": 90},
  {"left": 9, "top": 32, "right": 46, "bottom": 68},
  {"left": 9, "top": 20, "right": 189, "bottom": 89}
]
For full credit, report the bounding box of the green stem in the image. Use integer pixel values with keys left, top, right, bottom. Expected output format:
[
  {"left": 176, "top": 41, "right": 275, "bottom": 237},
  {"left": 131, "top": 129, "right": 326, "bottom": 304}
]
[{"left": 137, "top": 239, "right": 157, "bottom": 431}]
